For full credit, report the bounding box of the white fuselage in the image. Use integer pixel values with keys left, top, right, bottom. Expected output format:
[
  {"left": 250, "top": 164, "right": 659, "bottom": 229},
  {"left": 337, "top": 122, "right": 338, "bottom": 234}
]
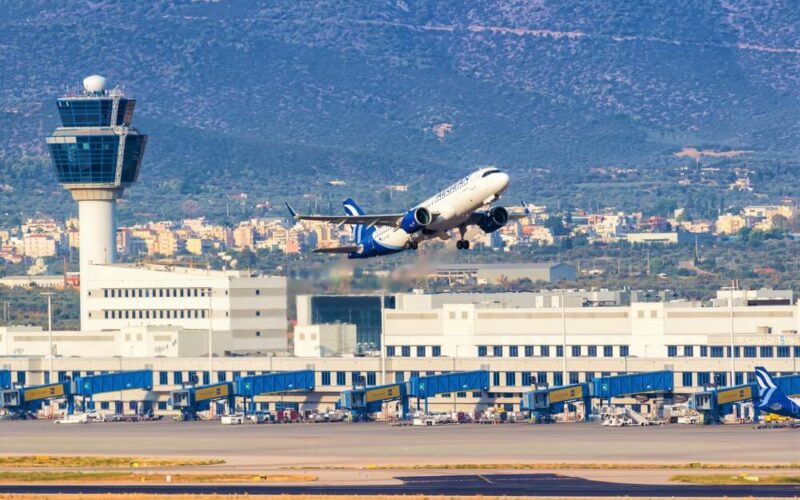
[{"left": 370, "top": 168, "right": 510, "bottom": 250}]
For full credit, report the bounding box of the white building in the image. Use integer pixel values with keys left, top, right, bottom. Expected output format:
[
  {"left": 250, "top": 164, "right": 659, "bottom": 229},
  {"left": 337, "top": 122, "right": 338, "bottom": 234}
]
[
  {"left": 0, "top": 325, "right": 229, "bottom": 358},
  {"left": 294, "top": 323, "right": 357, "bottom": 357},
  {"left": 82, "top": 263, "right": 288, "bottom": 354}
]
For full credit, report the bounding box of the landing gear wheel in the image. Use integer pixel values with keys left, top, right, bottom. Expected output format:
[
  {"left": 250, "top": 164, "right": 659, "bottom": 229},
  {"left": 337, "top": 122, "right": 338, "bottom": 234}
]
[
  {"left": 456, "top": 240, "right": 470, "bottom": 250},
  {"left": 409, "top": 241, "right": 418, "bottom": 250}
]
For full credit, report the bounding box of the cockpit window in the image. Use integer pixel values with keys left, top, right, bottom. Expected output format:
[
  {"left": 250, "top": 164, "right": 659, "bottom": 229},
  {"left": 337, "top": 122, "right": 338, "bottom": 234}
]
[{"left": 481, "top": 169, "right": 502, "bottom": 178}]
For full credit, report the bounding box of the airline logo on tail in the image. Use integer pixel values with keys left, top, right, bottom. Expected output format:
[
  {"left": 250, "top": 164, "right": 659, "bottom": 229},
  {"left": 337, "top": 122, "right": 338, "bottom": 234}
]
[
  {"left": 342, "top": 198, "right": 365, "bottom": 244},
  {"left": 754, "top": 366, "right": 800, "bottom": 419}
]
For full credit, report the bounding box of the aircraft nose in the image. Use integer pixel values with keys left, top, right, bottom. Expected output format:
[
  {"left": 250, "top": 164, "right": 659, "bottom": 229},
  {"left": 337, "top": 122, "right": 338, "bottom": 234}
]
[{"left": 495, "top": 171, "right": 510, "bottom": 192}]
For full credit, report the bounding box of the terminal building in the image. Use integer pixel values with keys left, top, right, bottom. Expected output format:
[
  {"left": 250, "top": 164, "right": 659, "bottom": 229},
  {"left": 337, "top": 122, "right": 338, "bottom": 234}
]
[
  {"left": 0, "top": 77, "right": 798, "bottom": 416},
  {"left": 2, "top": 288, "right": 799, "bottom": 414}
]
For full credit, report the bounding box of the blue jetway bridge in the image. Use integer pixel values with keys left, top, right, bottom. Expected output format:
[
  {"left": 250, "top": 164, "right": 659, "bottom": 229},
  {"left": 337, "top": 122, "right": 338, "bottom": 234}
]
[
  {"left": 522, "top": 371, "right": 674, "bottom": 422},
  {"left": 236, "top": 370, "right": 315, "bottom": 415},
  {"left": 0, "top": 370, "right": 153, "bottom": 415},
  {"left": 692, "top": 373, "right": 800, "bottom": 423},
  {"left": 339, "top": 370, "right": 490, "bottom": 419}
]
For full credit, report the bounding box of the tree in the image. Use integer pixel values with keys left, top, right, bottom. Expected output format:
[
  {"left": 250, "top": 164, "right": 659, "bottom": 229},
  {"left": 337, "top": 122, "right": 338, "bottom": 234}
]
[{"left": 771, "top": 214, "right": 789, "bottom": 232}]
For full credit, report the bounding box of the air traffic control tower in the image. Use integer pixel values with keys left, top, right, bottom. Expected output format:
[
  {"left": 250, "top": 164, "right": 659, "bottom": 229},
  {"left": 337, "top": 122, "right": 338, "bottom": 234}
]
[{"left": 46, "top": 75, "right": 148, "bottom": 327}]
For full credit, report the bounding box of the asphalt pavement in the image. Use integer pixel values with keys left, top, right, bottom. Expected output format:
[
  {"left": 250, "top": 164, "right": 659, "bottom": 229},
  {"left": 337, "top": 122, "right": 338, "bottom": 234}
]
[{"left": 0, "top": 473, "right": 798, "bottom": 497}]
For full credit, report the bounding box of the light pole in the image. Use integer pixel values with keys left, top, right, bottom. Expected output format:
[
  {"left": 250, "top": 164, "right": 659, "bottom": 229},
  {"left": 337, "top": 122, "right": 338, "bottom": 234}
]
[
  {"left": 560, "top": 290, "right": 567, "bottom": 384},
  {"left": 41, "top": 292, "right": 54, "bottom": 381},
  {"left": 207, "top": 286, "right": 213, "bottom": 383},
  {"left": 380, "top": 293, "right": 386, "bottom": 385},
  {"left": 453, "top": 344, "right": 459, "bottom": 414},
  {"left": 729, "top": 286, "right": 736, "bottom": 385}
]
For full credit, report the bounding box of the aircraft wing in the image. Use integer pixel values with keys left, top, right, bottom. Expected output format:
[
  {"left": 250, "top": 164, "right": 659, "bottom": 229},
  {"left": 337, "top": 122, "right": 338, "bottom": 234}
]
[
  {"left": 286, "top": 203, "right": 404, "bottom": 227},
  {"left": 313, "top": 246, "right": 361, "bottom": 254}
]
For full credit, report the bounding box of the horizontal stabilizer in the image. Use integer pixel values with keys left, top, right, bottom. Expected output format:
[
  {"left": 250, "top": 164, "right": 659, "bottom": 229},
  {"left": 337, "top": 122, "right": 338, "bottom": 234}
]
[{"left": 313, "top": 246, "right": 361, "bottom": 254}]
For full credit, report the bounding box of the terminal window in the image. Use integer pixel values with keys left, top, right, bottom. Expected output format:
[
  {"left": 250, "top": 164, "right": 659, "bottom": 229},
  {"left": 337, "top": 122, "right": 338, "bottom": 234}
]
[
  {"left": 492, "top": 346, "right": 502, "bottom": 357},
  {"left": 401, "top": 346, "right": 411, "bottom": 357},
  {"left": 524, "top": 346, "right": 534, "bottom": 357},
  {"left": 603, "top": 345, "right": 613, "bottom": 357},
  {"left": 744, "top": 346, "right": 756, "bottom": 358},
  {"left": 667, "top": 346, "right": 677, "bottom": 357},
  {"left": 541, "top": 345, "right": 550, "bottom": 357},
  {"left": 760, "top": 346, "right": 774, "bottom": 358},
  {"left": 432, "top": 346, "right": 441, "bottom": 357},
  {"left": 571, "top": 346, "right": 581, "bottom": 357},
  {"left": 682, "top": 372, "right": 693, "bottom": 387},
  {"left": 386, "top": 346, "right": 395, "bottom": 356},
  {"left": 509, "top": 346, "right": 519, "bottom": 357},
  {"left": 620, "top": 345, "right": 629, "bottom": 357},
  {"left": 478, "top": 346, "right": 487, "bottom": 357},
  {"left": 416, "top": 346, "right": 425, "bottom": 357},
  {"left": 587, "top": 346, "right": 597, "bottom": 357},
  {"left": 569, "top": 372, "right": 579, "bottom": 384}
]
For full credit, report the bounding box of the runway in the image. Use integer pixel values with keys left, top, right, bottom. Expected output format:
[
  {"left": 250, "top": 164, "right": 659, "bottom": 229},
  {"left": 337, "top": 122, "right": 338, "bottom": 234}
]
[
  {"left": 0, "top": 473, "right": 798, "bottom": 497},
  {"left": 0, "top": 420, "right": 797, "bottom": 467}
]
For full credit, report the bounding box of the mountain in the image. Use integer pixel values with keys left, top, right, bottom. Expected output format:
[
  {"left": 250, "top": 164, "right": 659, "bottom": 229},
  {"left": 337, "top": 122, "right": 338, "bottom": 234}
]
[{"left": 2, "top": 1, "right": 800, "bottom": 222}]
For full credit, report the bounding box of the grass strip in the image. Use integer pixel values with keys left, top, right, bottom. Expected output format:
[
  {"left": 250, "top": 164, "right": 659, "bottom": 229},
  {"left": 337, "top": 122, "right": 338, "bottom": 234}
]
[
  {"left": 0, "top": 472, "right": 316, "bottom": 483},
  {"left": 671, "top": 473, "right": 800, "bottom": 485},
  {"left": 0, "top": 456, "right": 223, "bottom": 468},
  {"left": 0, "top": 496, "right": 635, "bottom": 500}
]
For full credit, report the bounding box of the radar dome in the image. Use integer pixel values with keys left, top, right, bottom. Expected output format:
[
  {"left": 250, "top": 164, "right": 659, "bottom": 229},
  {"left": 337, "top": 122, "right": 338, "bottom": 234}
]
[{"left": 83, "top": 75, "right": 107, "bottom": 93}]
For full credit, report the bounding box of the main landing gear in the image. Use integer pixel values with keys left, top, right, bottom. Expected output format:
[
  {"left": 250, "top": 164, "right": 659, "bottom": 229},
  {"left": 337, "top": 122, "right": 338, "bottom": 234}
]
[
  {"left": 456, "top": 225, "right": 470, "bottom": 250},
  {"left": 408, "top": 241, "right": 419, "bottom": 250}
]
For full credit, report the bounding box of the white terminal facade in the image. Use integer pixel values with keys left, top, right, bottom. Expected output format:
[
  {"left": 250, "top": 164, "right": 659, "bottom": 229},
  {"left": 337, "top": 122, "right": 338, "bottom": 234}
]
[
  {"left": 1, "top": 77, "right": 799, "bottom": 414},
  {"left": 2, "top": 289, "right": 800, "bottom": 413}
]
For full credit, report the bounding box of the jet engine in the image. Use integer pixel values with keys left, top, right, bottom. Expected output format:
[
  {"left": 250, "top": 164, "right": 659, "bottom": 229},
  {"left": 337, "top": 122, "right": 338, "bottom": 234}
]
[
  {"left": 477, "top": 206, "right": 509, "bottom": 233},
  {"left": 400, "top": 207, "right": 432, "bottom": 234}
]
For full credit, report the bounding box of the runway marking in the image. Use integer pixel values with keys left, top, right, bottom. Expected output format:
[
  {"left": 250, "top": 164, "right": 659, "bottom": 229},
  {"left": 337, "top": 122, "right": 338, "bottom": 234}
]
[{"left": 477, "top": 474, "right": 493, "bottom": 484}]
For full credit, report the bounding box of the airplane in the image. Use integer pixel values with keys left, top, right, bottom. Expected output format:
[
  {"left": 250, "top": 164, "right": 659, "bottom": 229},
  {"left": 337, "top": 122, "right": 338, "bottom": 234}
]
[
  {"left": 754, "top": 366, "right": 800, "bottom": 419},
  {"left": 286, "top": 167, "right": 528, "bottom": 258}
]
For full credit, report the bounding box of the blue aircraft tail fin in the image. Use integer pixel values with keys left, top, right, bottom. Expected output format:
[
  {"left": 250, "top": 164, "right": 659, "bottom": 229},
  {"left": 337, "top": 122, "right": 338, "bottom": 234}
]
[
  {"left": 342, "top": 198, "right": 366, "bottom": 244},
  {"left": 755, "top": 366, "right": 792, "bottom": 412}
]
